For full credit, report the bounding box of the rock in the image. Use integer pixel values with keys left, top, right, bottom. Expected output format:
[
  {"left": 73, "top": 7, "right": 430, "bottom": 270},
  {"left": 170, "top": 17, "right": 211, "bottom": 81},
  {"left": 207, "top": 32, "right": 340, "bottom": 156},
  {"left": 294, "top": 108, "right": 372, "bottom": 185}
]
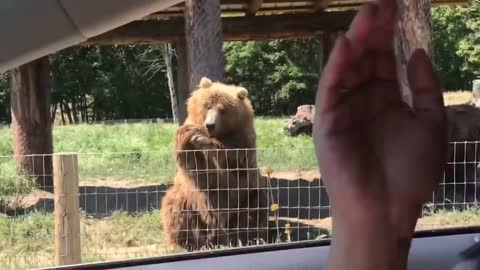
[
  {"left": 284, "top": 105, "right": 315, "bottom": 136},
  {"left": 468, "top": 80, "right": 480, "bottom": 107}
]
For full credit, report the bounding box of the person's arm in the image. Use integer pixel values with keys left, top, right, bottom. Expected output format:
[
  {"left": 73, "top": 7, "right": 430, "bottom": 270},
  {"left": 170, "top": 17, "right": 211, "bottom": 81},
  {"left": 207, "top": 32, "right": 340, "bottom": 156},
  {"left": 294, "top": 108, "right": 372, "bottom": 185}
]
[{"left": 329, "top": 212, "right": 398, "bottom": 270}]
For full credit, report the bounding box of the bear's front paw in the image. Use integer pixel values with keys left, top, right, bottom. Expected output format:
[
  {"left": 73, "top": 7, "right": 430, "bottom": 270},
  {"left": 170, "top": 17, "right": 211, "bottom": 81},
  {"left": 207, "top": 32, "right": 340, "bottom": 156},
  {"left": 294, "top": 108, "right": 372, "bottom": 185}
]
[{"left": 190, "top": 132, "right": 223, "bottom": 150}]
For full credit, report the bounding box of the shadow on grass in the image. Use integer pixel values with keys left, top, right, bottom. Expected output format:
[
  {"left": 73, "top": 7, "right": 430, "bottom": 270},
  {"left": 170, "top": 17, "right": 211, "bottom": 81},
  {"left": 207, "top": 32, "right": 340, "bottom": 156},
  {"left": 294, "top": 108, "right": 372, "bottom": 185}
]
[{"left": 0, "top": 174, "right": 331, "bottom": 220}]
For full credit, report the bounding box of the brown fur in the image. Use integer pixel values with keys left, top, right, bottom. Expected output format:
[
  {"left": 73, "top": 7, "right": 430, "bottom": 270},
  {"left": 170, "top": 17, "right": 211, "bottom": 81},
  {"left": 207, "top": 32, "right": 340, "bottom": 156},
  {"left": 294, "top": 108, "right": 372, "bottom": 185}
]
[{"left": 161, "top": 77, "right": 270, "bottom": 251}]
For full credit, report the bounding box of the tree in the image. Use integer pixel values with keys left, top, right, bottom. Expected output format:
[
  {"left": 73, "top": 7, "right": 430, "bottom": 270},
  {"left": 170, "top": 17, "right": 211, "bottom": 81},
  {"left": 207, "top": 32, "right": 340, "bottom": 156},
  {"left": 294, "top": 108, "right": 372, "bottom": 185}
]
[
  {"left": 432, "top": 4, "right": 474, "bottom": 90},
  {"left": 394, "top": 0, "right": 433, "bottom": 106},
  {"left": 50, "top": 45, "right": 172, "bottom": 123},
  {"left": 10, "top": 57, "right": 53, "bottom": 192},
  {"left": 457, "top": 0, "right": 480, "bottom": 82},
  {"left": 224, "top": 39, "right": 321, "bottom": 115},
  {"left": 163, "top": 44, "right": 179, "bottom": 123}
]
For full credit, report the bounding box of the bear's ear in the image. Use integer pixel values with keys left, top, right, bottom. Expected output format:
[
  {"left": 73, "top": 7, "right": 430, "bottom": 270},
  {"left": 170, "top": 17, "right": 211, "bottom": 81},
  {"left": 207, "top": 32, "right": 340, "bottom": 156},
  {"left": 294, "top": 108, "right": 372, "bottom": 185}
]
[
  {"left": 237, "top": 87, "right": 248, "bottom": 100},
  {"left": 199, "top": 77, "right": 213, "bottom": 88}
]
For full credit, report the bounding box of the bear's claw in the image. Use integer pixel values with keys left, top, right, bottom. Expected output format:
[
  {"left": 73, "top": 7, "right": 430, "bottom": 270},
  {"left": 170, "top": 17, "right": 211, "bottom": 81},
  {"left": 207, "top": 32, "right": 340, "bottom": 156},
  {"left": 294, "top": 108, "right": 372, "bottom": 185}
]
[{"left": 190, "top": 132, "right": 223, "bottom": 150}]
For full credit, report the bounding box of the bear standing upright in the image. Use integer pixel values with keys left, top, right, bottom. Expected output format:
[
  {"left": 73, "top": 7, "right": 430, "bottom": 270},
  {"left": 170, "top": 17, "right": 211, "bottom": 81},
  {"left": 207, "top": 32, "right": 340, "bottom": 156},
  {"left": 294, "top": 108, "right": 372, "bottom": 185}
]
[{"left": 161, "top": 77, "right": 270, "bottom": 251}]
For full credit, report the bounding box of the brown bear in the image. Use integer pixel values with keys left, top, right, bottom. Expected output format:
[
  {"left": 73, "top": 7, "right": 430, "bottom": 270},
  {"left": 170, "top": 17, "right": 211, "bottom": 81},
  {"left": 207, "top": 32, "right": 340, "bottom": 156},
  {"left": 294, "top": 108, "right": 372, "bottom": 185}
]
[{"left": 161, "top": 77, "right": 270, "bottom": 251}]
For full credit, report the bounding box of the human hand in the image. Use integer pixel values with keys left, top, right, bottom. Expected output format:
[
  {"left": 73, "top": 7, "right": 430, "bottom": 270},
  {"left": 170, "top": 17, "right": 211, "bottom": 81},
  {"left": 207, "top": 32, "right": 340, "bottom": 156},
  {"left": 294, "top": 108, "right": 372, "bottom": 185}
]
[
  {"left": 314, "top": 0, "right": 447, "bottom": 226},
  {"left": 312, "top": 1, "right": 448, "bottom": 268}
]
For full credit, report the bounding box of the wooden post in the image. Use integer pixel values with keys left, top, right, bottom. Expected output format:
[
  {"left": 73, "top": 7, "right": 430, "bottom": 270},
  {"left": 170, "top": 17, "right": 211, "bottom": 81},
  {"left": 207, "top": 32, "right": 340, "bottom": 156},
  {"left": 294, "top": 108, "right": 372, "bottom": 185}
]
[
  {"left": 320, "top": 32, "right": 338, "bottom": 70},
  {"left": 54, "top": 154, "right": 81, "bottom": 266},
  {"left": 10, "top": 57, "right": 53, "bottom": 192},
  {"left": 184, "top": 0, "right": 225, "bottom": 91},
  {"left": 395, "top": 0, "right": 433, "bottom": 106}
]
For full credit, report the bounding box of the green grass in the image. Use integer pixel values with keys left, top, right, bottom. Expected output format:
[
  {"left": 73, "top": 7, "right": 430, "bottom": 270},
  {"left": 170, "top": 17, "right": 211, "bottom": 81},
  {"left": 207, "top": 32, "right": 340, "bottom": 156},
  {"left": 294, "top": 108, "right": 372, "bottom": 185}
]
[
  {"left": 0, "top": 160, "right": 36, "bottom": 196},
  {"left": 0, "top": 207, "right": 478, "bottom": 270},
  {"left": 0, "top": 210, "right": 167, "bottom": 270},
  {"left": 0, "top": 118, "right": 315, "bottom": 189}
]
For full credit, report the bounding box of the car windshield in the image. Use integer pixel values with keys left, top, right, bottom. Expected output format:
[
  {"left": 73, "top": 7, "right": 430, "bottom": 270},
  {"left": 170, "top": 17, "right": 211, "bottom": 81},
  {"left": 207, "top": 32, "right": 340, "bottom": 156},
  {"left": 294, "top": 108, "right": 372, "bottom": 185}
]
[{"left": 0, "top": 0, "right": 477, "bottom": 269}]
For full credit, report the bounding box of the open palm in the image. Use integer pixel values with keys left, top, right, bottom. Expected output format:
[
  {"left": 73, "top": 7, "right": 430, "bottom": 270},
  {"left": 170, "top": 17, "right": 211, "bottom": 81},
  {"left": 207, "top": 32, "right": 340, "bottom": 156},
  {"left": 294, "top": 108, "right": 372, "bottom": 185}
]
[{"left": 312, "top": 0, "right": 448, "bottom": 226}]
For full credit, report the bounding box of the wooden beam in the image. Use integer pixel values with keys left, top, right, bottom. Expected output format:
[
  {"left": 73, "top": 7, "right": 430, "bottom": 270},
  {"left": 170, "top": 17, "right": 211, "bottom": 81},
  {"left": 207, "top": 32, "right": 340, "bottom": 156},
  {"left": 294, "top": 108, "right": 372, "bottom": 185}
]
[
  {"left": 313, "top": 0, "right": 334, "bottom": 11},
  {"left": 320, "top": 31, "right": 338, "bottom": 69},
  {"left": 144, "top": 0, "right": 467, "bottom": 19},
  {"left": 84, "top": 11, "right": 355, "bottom": 45},
  {"left": 246, "top": 0, "right": 263, "bottom": 16}
]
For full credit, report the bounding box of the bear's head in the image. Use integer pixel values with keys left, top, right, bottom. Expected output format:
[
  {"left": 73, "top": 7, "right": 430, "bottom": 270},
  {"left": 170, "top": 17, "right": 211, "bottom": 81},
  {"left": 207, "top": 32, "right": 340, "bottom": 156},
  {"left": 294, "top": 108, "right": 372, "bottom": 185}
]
[{"left": 185, "top": 77, "right": 254, "bottom": 138}]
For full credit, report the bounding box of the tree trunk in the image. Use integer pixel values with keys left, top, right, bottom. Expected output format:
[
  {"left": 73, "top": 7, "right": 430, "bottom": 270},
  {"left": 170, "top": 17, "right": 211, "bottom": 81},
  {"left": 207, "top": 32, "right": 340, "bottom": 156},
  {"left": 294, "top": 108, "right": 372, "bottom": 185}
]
[
  {"left": 173, "top": 41, "right": 189, "bottom": 124},
  {"left": 163, "top": 43, "right": 179, "bottom": 124},
  {"left": 395, "top": 0, "right": 433, "bottom": 106},
  {"left": 320, "top": 32, "right": 339, "bottom": 74},
  {"left": 71, "top": 100, "right": 79, "bottom": 124},
  {"left": 59, "top": 102, "right": 66, "bottom": 125},
  {"left": 184, "top": 0, "right": 225, "bottom": 90},
  {"left": 51, "top": 103, "right": 57, "bottom": 124},
  {"left": 10, "top": 57, "right": 53, "bottom": 192},
  {"left": 62, "top": 101, "right": 73, "bottom": 124},
  {"left": 83, "top": 95, "right": 89, "bottom": 123}
]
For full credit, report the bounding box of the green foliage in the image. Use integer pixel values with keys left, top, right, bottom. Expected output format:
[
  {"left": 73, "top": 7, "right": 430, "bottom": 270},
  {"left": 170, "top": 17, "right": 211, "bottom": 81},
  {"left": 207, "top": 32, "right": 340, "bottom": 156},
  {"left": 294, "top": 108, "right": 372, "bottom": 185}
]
[
  {"left": 0, "top": 73, "right": 9, "bottom": 123},
  {"left": 0, "top": 159, "right": 36, "bottom": 196},
  {"left": 224, "top": 39, "right": 321, "bottom": 115},
  {"left": 50, "top": 45, "right": 171, "bottom": 123},
  {"left": 456, "top": 1, "right": 480, "bottom": 78},
  {"left": 432, "top": 5, "right": 475, "bottom": 90}
]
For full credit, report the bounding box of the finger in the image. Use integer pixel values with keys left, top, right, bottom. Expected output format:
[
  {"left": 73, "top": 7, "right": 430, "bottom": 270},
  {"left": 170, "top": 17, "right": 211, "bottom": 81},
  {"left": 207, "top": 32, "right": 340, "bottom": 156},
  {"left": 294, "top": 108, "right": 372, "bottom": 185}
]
[
  {"left": 376, "top": 0, "right": 397, "bottom": 18},
  {"left": 358, "top": 80, "right": 403, "bottom": 117},
  {"left": 342, "top": 51, "right": 398, "bottom": 89},
  {"left": 407, "top": 49, "right": 444, "bottom": 115},
  {"left": 316, "top": 35, "right": 354, "bottom": 113},
  {"left": 367, "top": 0, "right": 397, "bottom": 52},
  {"left": 342, "top": 58, "right": 373, "bottom": 89},
  {"left": 345, "top": 2, "right": 379, "bottom": 58},
  {"left": 374, "top": 51, "right": 397, "bottom": 81}
]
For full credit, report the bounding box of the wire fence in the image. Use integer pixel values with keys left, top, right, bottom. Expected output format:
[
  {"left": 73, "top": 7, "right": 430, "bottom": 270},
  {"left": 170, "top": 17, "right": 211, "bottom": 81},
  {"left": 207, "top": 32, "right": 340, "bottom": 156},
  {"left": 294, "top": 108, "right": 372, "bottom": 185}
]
[{"left": 0, "top": 142, "right": 478, "bottom": 269}]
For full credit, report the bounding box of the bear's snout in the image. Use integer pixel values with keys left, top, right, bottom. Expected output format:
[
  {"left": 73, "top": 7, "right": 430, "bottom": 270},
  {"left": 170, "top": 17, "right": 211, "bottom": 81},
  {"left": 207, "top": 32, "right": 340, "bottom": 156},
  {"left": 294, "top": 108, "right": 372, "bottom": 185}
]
[{"left": 205, "top": 109, "right": 218, "bottom": 134}]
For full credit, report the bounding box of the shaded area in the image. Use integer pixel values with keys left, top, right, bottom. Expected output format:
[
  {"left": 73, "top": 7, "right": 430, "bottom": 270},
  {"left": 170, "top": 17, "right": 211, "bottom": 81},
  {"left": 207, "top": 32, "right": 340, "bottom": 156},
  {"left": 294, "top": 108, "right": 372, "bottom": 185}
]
[
  {"left": 1, "top": 171, "right": 477, "bottom": 218},
  {"left": 0, "top": 172, "right": 330, "bottom": 219}
]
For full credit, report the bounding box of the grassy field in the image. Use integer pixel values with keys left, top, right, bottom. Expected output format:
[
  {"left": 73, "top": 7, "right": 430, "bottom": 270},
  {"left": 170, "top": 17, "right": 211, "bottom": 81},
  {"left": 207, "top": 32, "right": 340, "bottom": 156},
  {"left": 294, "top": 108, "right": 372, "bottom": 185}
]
[
  {"left": 0, "top": 206, "right": 479, "bottom": 270},
  {"left": 0, "top": 91, "right": 478, "bottom": 269},
  {"left": 0, "top": 117, "right": 316, "bottom": 194}
]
